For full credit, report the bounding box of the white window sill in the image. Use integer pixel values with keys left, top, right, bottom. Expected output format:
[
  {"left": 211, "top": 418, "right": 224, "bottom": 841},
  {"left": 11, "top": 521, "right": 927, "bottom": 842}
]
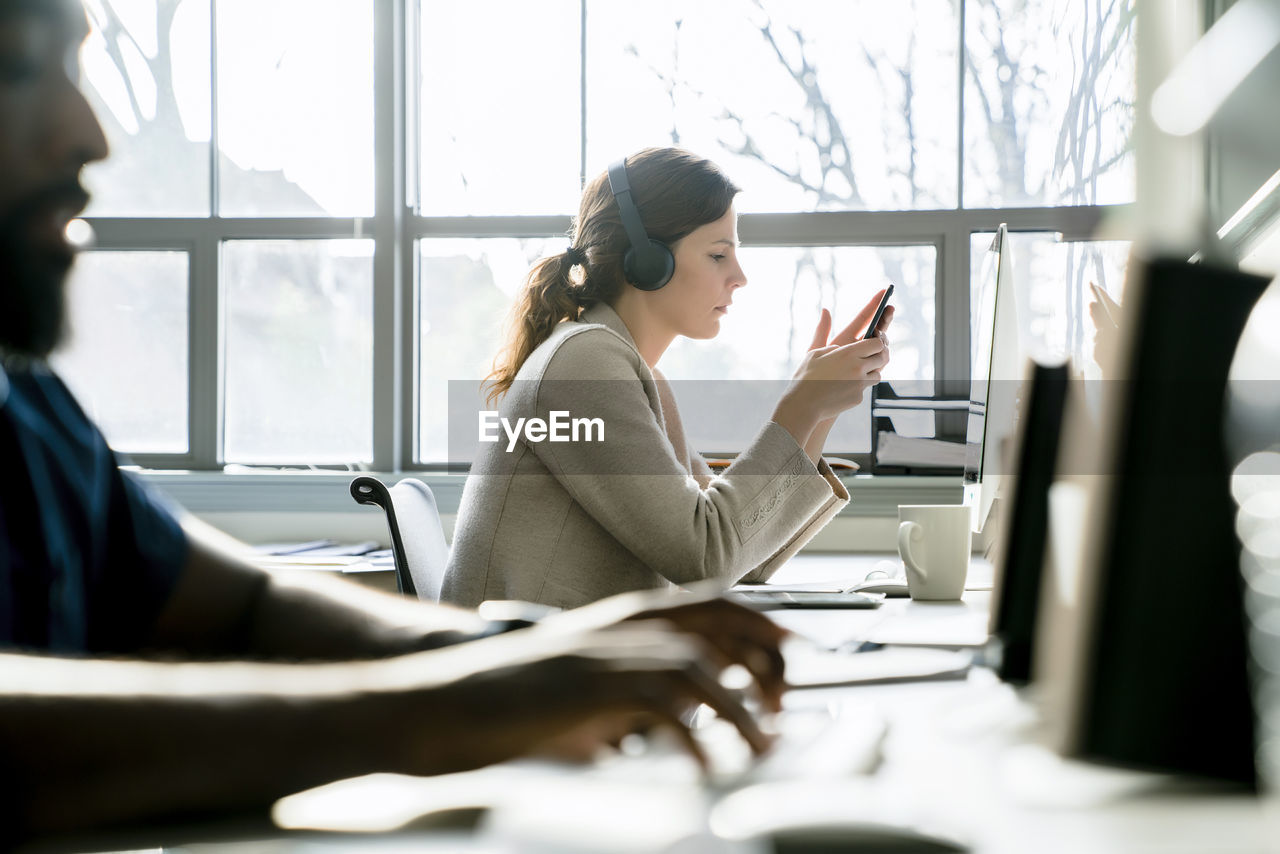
[{"left": 138, "top": 469, "right": 962, "bottom": 519}]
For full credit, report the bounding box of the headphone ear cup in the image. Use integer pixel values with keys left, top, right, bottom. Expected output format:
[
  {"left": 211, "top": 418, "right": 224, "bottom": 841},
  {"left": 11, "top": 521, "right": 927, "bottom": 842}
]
[{"left": 624, "top": 239, "right": 676, "bottom": 291}]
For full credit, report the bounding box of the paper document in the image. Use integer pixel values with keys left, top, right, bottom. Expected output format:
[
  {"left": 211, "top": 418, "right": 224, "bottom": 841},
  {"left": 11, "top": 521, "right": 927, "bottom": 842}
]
[{"left": 875, "top": 432, "right": 967, "bottom": 467}]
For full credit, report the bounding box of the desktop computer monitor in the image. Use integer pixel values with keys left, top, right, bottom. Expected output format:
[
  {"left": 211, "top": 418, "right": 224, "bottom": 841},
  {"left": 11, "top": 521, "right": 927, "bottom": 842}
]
[
  {"left": 964, "top": 224, "right": 1022, "bottom": 534},
  {"left": 986, "top": 357, "right": 1070, "bottom": 685},
  {"left": 1034, "top": 255, "right": 1269, "bottom": 785}
]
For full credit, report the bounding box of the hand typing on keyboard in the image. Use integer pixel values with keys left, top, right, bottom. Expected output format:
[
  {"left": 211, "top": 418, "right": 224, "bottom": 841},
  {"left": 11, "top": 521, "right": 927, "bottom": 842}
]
[
  {"left": 601, "top": 702, "right": 886, "bottom": 789},
  {"left": 694, "top": 702, "right": 887, "bottom": 788}
]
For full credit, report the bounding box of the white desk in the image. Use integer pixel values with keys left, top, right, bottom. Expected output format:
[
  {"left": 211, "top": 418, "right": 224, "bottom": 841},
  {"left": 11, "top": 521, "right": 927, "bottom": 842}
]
[
  {"left": 761, "top": 554, "right": 1266, "bottom": 853},
  {"left": 259, "top": 553, "right": 1273, "bottom": 854},
  {"left": 762, "top": 552, "right": 993, "bottom": 650},
  {"left": 761, "top": 555, "right": 1269, "bottom": 854},
  {"left": 66, "top": 554, "right": 1272, "bottom": 853}
]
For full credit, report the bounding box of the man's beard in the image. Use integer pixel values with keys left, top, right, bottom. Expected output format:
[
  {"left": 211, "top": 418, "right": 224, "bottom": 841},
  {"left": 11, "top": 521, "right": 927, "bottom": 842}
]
[{"left": 0, "top": 180, "right": 89, "bottom": 360}]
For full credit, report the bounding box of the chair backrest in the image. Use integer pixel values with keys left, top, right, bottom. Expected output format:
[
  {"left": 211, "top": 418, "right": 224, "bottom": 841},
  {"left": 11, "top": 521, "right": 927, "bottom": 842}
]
[{"left": 350, "top": 476, "right": 449, "bottom": 601}]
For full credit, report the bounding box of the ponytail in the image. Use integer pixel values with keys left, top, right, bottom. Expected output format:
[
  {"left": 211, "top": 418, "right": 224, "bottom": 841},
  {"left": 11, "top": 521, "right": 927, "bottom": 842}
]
[{"left": 484, "top": 251, "right": 584, "bottom": 405}]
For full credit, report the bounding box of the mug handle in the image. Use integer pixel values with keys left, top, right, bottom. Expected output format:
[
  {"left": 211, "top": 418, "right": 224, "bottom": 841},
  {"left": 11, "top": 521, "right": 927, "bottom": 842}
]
[{"left": 898, "top": 520, "right": 928, "bottom": 584}]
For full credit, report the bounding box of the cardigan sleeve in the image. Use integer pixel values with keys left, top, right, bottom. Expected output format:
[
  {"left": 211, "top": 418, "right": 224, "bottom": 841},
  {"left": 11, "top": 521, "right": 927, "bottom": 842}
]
[
  {"left": 527, "top": 328, "right": 847, "bottom": 587},
  {"left": 681, "top": 423, "right": 848, "bottom": 583},
  {"left": 736, "top": 458, "right": 849, "bottom": 583}
]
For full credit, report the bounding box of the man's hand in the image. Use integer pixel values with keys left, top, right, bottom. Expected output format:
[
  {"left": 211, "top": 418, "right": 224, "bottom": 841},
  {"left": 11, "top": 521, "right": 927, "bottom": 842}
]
[
  {"left": 621, "top": 598, "right": 788, "bottom": 713},
  {"left": 530, "top": 589, "right": 788, "bottom": 713},
  {"left": 384, "top": 623, "right": 773, "bottom": 774}
]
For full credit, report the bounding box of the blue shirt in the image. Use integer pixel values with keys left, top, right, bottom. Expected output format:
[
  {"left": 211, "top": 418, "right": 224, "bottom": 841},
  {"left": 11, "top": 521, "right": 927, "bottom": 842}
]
[{"left": 0, "top": 364, "right": 188, "bottom": 654}]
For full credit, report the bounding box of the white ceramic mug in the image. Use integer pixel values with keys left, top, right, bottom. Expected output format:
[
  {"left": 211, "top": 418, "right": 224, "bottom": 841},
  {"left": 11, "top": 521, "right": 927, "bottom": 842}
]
[{"left": 897, "top": 505, "right": 972, "bottom": 601}]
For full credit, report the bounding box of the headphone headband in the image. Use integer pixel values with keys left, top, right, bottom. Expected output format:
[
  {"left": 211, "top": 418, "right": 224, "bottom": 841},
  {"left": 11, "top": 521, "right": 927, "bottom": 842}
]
[
  {"left": 606, "top": 158, "right": 675, "bottom": 291},
  {"left": 607, "top": 160, "right": 650, "bottom": 259}
]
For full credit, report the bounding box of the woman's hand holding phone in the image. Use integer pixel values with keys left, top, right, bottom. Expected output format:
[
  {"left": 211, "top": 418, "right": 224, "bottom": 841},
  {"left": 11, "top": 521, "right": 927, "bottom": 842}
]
[
  {"left": 772, "top": 288, "right": 894, "bottom": 447},
  {"left": 809, "top": 286, "right": 895, "bottom": 350}
]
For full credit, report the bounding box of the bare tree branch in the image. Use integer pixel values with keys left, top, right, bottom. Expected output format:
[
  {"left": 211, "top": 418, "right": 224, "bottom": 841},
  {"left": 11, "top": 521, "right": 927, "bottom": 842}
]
[{"left": 747, "top": 0, "right": 862, "bottom": 205}]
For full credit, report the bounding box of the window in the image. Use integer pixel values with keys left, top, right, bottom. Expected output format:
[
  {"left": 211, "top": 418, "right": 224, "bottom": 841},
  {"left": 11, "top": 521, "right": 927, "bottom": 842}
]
[
  {"left": 963, "top": 0, "right": 1136, "bottom": 208},
  {"left": 80, "top": 0, "right": 211, "bottom": 216},
  {"left": 582, "top": 1, "right": 961, "bottom": 213},
  {"left": 71, "top": 0, "right": 1136, "bottom": 471},
  {"left": 54, "top": 250, "right": 189, "bottom": 453},
  {"left": 222, "top": 240, "right": 375, "bottom": 463},
  {"left": 417, "top": 237, "right": 567, "bottom": 463}
]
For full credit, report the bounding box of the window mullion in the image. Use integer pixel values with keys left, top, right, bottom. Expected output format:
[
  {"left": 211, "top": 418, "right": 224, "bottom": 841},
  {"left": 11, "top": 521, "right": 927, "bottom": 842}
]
[
  {"left": 949, "top": 0, "right": 967, "bottom": 403},
  {"left": 190, "top": 225, "right": 222, "bottom": 469},
  {"left": 201, "top": 0, "right": 220, "bottom": 469},
  {"left": 371, "top": 0, "right": 406, "bottom": 472},
  {"left": 402, "top": 0, "right": 423, "bottom": 468},
  {"left": 957, "top": 0, "right": 966, "bottom": 212},
  {"left": 208, "top": 0, "right": 219, "bottom": 217},
  {"left": 580, "top": 0, "right": 588, "bottom": 191},
  {"left": 939, "top": 219, "right": 969, "bottom": 401},
  {"left": 192, "top": 0, "right": 220, "bottom": 471}
]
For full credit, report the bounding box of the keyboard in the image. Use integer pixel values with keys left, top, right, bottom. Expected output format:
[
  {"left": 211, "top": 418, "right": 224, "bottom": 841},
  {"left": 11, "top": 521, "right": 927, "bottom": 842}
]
[
  {"left": 697, "top": 702, "right": 887, "bottom": 789},
  {"left": 590, "top": 700, "right": 885, "bottom": 791}
]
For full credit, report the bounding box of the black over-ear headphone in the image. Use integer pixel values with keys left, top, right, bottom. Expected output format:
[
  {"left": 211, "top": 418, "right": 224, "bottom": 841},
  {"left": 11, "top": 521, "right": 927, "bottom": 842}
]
[{"left": 607, "top": 158, "right": 675, "bottom": 291}]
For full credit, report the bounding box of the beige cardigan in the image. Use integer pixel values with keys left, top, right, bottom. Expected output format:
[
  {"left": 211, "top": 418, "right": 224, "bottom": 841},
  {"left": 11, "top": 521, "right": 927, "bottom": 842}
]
[{"left": 440, "top": 303, "right": 850, "bottom": 609}]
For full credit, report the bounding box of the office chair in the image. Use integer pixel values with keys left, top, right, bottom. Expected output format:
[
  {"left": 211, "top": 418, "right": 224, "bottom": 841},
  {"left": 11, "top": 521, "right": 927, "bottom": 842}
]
[{"left": 349, "top": 476, "right": 449, "bottom": 601}]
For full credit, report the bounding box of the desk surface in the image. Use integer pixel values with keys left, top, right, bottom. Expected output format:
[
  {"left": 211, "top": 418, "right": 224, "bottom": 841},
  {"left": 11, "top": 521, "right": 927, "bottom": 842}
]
[
  {"left": 48, "top": 554, "right": 1272, "bottom": 854},
  {"left": 761, "top": 553, "right": 994, "bottom": 650}
]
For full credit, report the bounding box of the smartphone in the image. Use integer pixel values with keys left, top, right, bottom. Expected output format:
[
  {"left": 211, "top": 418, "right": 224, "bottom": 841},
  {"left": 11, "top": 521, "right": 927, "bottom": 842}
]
[{"left": 863, "top": 283, "right": 895, "bottom": 340}]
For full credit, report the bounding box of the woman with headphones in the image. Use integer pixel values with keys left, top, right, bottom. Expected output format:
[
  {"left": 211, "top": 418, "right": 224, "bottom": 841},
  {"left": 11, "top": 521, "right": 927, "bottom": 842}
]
[{"left": 440, "top": 148, "right": 893, "bottom": 609}]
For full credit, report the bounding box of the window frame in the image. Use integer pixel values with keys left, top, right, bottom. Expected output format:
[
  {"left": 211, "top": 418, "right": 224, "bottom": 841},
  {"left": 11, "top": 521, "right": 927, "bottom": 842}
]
[{"left": 80, "top": 0, "right": 1127, "bottom": 475}]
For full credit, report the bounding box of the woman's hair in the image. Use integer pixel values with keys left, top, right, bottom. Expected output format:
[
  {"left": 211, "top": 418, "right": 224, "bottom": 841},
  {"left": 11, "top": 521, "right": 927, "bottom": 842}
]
[{"left": 484, "top": 147, "right": 740, "bottom": 403}]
